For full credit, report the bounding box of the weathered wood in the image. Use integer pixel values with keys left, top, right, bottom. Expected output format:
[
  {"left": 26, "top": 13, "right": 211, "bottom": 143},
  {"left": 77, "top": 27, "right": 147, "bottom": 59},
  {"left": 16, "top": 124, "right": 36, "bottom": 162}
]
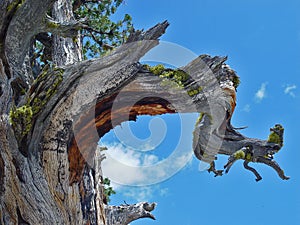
[
  {"left": 5, "top": 0, "right": 56, "bottom": 86},
  {"left": 0, "top": 0, "right": 169, "bottom": 222},
  {"left": 0, "top": 0, "right": 289, "bottom": 224},
  {"left": 105, "top": 202, "right": 156, "bottom": 225},
  {"left": 52, "top": 0, "right": 83, "bottom": 66}
]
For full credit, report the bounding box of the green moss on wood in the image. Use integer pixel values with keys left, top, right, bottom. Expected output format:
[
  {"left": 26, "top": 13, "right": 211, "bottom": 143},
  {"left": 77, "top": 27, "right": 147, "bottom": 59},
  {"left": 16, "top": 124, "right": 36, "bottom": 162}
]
[
  {"left": 245, "top": 153, "right": 252, "bottom": 161},
  {"left": 46, "top": 21, "right": 60, "bottom": 29},
  {"left": 195, "top": 112, "right": 213, "bottom": 126},
  {"left": 9, "top": 66, "right": 64, "bottom": 139},
  {"left": 233, "top": 149, "right": 245, "bottom": 159},
  {"left": 30, "top": 67, "right": 63, "bottom": 114},
  {"left": 6, "top": 0, "right": 25, "bottom": 16},
  {"left": 143, "top": 64, "right": 203, "bottom": 97},
  {"left": 187, "top": 86, "right": 203, "bottom": 97},
  {"left": 268, "top": 132, "right": 281, "bottom": 144},
  {"left": 160, "top": 79, "right": 181, "bottom": 89},
  {"left": 267, "top": 124, "right": 284, "bottom": 147},
  {"left": 143, "top": 64, "right": 188, "bottom": 88},
  {"left": 146, "top": 64, "right": 165, "bottom": 76},
  {"left": 6, "top": 0, "right": 25, "bottom": 12},
  {"left": 6, "top": 2, "right": 17, "bottom": 12},
  {"left": 72, "top": 37, "right": 79, "bottom": 44},
  {"left": 9, "top": 105, "right": 33, "bottom": 136}
]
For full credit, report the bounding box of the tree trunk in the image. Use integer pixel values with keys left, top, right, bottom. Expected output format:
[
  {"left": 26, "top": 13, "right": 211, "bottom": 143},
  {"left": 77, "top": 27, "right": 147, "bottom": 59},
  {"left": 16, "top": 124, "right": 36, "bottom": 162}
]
[
  {"left": 0, "top": 0, "right": 289, "bottom": 224},
  {"left": 52, "top": 0, "right": 82, "bottom": 66}
]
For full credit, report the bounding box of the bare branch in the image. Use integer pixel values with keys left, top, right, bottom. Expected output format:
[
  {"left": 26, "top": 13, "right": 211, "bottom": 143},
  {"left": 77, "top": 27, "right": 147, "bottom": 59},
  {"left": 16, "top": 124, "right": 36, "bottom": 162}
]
[
  {"left": 194, "top": 112, "right": 290, "bottom": 181},
  {"left": 243, "top": 161, "right": 262, "bottom": 182},
  {"left": 208, "top": 162, "right": 223, "bottom": 177},
  {"left": 224, "top": 156, "right": 237, "bottom": 174},
  {"left": 43, "top": 15, "right": 88, "bottom": 38},
  {"left": 256, "top": 157, "right": 290, "bottom": 180},
  {"left": 5, "top": 0, "right": 55, "bottom": 78},
  {"left": 105, "top": 202, "right": 156, "bottom": 225}
]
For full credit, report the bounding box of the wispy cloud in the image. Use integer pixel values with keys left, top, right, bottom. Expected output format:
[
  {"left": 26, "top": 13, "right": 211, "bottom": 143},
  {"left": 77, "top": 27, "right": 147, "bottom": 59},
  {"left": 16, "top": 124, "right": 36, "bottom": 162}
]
[
  {"left": 101, "top": 143, "right": 159, "bottom": 187},
  {"left": 284, "top": 84, "right": 297, "bottom": 97},
  {"left": 101, "top": 142, "right": 193, "bottom": 187},
  {"left": 242, "top": 104, "right": 251, "bottom": 112},
  {"left": 255, "top": 82, "right": 267, "bottom": 102},
  {"left": 159, "top": 188, "right": 169, "bottom": 197},
  {"left": 123, "top": 186, "right": 156, "bottom": 202},
  {"left": 120, "top": 186, "right": 169, "bottom": 202}
]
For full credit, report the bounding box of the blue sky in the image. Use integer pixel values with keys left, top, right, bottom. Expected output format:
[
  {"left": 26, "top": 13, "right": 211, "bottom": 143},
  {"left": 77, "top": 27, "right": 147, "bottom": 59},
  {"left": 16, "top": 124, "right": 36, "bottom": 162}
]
[{"left": 100, "top": 1, "right": 300, "bottom": 224}]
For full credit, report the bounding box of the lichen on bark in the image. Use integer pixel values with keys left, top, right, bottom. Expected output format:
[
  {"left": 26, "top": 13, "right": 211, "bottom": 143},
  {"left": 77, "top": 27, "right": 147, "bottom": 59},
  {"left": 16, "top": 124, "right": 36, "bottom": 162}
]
[
  {"left": 9, "top": 66, "right": 64, "bottom": 141},
  {"left": 0, "top": 0, "right": 290, "bottom": 224}
]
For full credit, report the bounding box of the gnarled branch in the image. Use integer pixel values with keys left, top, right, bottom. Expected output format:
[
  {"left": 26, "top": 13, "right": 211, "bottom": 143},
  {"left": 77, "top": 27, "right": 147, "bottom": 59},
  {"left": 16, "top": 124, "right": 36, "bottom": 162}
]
[
  {"left": 1, "top": 0, "right": 289, "bottom": 222},
  {"left": 193, "top": 115, "right": 289, "bottom": 181},
  {"left": 105, "top": 202, "right": 156, "bottom": 225}
]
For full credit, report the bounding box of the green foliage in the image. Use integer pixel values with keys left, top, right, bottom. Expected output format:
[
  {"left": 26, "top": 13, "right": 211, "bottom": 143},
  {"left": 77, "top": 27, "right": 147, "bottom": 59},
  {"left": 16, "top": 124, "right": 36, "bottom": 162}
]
[
  {"left": 232, "top": 75, "right": 240, "bottom": 89},
  {"left": 233, "top": 149, "right": 245, "bottom": 159},
  {"left": 30, "top": 0, "right": 133, "bottom": 73},
  {"left": 103, "top": 177, "right": 116, "bottom": 203},
  {"left": 74, "top": 0, "right": 133, "bottom": 59},
  {"left": 267, "top": 124, "right": 284, "bottom": 147}
]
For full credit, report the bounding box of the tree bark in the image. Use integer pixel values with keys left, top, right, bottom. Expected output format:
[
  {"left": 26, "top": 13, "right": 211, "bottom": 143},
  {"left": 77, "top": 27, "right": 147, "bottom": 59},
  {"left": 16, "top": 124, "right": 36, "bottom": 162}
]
[
  {"left": 52, "top": 0, "right": 83, "bottom": 66},
  {"left": 0, "top": 0, "right": 289, "bottom": 224},
  {"left": 0, "top": 0, "right": 167, "bottom": 223}
]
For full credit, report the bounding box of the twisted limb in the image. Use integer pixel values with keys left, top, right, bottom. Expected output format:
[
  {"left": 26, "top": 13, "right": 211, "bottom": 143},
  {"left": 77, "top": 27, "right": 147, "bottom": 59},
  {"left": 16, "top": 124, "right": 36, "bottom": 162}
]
[
  {"left": 224, "top": 156, "right": 237, "bottom": 174},
  {"left": 208, "top": 161, "right": 223, "bottom": 177},
  {"left": 256, "top": 157, "right": 290, "bottom": 180},
  {"left": 224, "top": 146, "right": 263, "bottom": 181},
  {"left": 243, "top": 161, "right": 262, "bottom": 182},
  {"left": 190, "top": 54, "right": 289, "bottom": 182},
  {"left": 222, "top": 144, "right": 289, "bottom": 181},
  {"left": 224, "top": 147, "right": 251, "bottom": 174}
]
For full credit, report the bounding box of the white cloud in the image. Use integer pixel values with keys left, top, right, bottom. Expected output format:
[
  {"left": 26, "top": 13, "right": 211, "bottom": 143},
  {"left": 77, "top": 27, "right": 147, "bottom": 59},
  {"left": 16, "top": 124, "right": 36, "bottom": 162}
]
[
  {"left": 284, "top": 84, "right": 297, "bottom": 97},
  {"left": 159, "top": 188, "right": 169, "bottom": 197},
  {"left": 242, "top": 104, "right": 251, "bottom": 112},
  {"left": 143, "top": 154, "right": 159, "bottom": 166},
  {"left": 101, "top": 142, "right": 193, "bottom": 186},
  {"left": 101, "top": 143, "right": 159, "bottom": 187},
  {"left": 255, "top": 83, "right": 267, "bottom": 102},
  {"left": 114, "top": 185, "right": 170, "bottom": 202},
  {"left": 123, "top": 186, "right": 155, "bottom": 202}
]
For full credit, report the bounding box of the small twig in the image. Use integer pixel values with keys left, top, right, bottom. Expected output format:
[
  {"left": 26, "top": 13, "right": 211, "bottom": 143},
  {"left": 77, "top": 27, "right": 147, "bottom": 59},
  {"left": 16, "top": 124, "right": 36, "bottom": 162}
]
[
  {"left": 224, "top": 156, "right": 238, "bottom": 174},
  {"left": 208, "top": 161, "right": 223, "bottom": 177},
  {"left": 44, "top": 16, "right": 88, "bottom": 37},
  {"left": 85, "top": 26, "right": 114, "bottom": 36},
  {"left": 232, "top": 126, "right": 248, "bottom": 130},
  {"left": 86, "top": 29, "right": 103, "bottom": 46}
]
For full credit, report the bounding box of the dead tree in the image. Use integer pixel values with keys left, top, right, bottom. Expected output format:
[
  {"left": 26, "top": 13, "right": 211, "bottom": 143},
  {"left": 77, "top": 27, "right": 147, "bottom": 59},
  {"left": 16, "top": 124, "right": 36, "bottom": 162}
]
[{"left": 0, "top": 0, "right": 289, "bottom": 224}]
